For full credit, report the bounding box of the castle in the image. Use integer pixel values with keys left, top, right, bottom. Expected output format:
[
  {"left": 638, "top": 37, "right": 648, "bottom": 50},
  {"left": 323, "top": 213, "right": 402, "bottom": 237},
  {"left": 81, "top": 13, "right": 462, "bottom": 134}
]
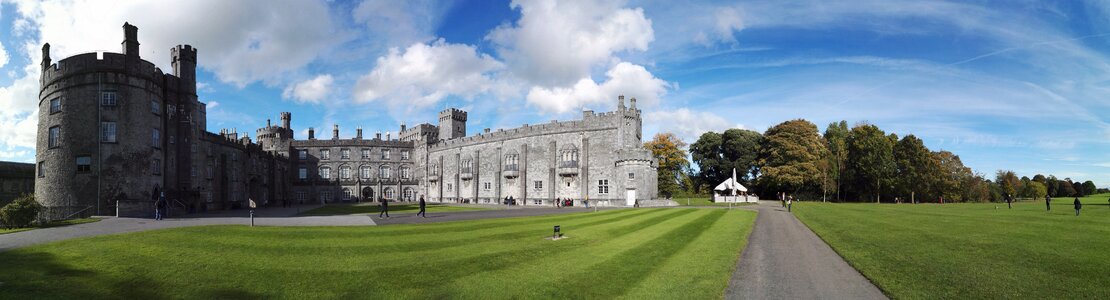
[{"left": 35, "top": 24, "right": 657, "bottom": 218}]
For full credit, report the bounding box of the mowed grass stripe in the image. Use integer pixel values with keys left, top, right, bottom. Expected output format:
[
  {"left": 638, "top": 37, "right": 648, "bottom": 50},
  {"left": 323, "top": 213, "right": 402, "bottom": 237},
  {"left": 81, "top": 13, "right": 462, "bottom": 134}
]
[{"left": 794, "top": 199, "right": 1110, "bottom": 299}]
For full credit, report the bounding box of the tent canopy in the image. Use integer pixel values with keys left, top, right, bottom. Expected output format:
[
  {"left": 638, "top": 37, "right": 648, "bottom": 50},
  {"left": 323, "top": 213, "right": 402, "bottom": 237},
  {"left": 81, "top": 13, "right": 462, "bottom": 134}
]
[{"left": 713, "top": 178, "right": 748, "bottom": 192}]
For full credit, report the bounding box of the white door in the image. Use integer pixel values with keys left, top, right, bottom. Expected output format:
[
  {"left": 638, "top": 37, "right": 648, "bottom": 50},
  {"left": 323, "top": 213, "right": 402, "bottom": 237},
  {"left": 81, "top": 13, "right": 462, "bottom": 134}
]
[{"left": 626, "top": 189, "right": 636, "bottom": 206}]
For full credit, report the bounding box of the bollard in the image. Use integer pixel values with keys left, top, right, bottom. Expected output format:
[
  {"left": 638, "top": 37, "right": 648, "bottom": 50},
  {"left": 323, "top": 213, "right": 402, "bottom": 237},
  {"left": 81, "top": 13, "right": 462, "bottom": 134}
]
[{"left": 250, "top": 209, "right": 255, "bottom": 227}]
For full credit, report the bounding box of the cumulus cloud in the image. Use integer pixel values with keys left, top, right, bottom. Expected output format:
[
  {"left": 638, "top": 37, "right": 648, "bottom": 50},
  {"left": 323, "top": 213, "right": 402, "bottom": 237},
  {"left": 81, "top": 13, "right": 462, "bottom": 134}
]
[
  {"left": 487, "top": 0, "right": 654, "bottom": 87},
  {"left": 353, "top": 39, "right": 504, "bottom": 110},
  {"left": 283, "top": 74, "right": 334, "bottom": 103},
  {"left": 9, "top": 0, "right": 345, "bottom": 87},
  {"left": 0, "top": 41, "right": 9, "bottom": 68},
  {"left": 352, "top": 0, "right": 447, "bottom": 48},
  {"left": 525, "top": 62, "right": 670, "bottom": 113},
  {"left": 644, "top": 108, "right": 738, "bottom": 143}
]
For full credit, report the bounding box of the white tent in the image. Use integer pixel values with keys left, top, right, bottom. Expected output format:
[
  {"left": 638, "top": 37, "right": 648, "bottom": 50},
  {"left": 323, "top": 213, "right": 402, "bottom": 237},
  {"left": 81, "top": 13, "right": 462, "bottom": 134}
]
[{"left": 713, "top": 168, "right": 757, "bottom": 203}]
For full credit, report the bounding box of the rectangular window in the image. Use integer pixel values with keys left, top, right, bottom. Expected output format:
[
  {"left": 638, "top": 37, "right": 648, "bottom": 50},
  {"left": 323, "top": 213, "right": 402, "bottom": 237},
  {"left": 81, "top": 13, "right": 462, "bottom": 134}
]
[
  {"left": 320, "top": 192, "right": 331, "bottom": 203},
  {"left": 483, "top": 182, "right": 491, "bottom": 191},
  {"left": 192, "top": 143, "right": 197, "bottom": 153},
  {"left": 191, "top": 165, "right": 197, "bottom": 177},
  {"left": 360, "top": 166, "right": 371, "bottom": 179},
  {"left": 100, "top": 122, "right": 117, "bottom": 143},
  {"left": 380, "top": 167, "right": 391, "bottom": 179},
  {"left": 298, "top": 150, "right": 307, "bottom": 160},
  {"left": 534, "top": 180, "right": 543, "bottom": 190},
  {"left": 320, "top": 149, "right": 330, "bottom": 160},
  {"left": 151, "top": 99, "right": 160, "bottom": 114},
  {"left": 48, "top": 126, "right": 60, "bottom": 148},
  {"left": 169, "top": 135, "right": 175, "bottom": 144},
  {"left": 401, "top": 167, "right": 410, "bottom": 179},
  {"left": 401, "top": 151, "right": 410, "bottom": 160},
  {"left": 299, "top": 167, "right": 307, "bottom": 179},
  {"left": 76, "top": 156, "right": 91, "bottom": 173},
  {"left": 101, "top": 91, "right": 117, "bottom": 106},
  {"left": 599, "top": 179, "right": 609, "bottom": 194},
  {"left": 447, "top": 184, "right": 453, "bottom": 192},
  {"left": 152, "top": 128, "right": 160, "bottom": 148},
  {"left": 320, "top": 167, "right": 331, "bottom": 179},
  {"left": 628, "top": 172, "right": 635, "bottom": 180},
  {"left": 297, "top": 192, "right": 306, "bottom": 203},
  {"left": 361, "top": 149, "right": 370, "bottom": 159},
  {"left": 50, "top": 98, "right": 62, "bottom": 114},
  {"left": 382, "top": 149, "right": 391, "bottom": 160},
  {"left": 340, "top": 167, "right": 350, "bottom": 179},
  {"left": 152, "top": 159, "right": 161, "bottom": 175},
  {"left": 38, "top": 161, "right": 45, "bottom": 178},
  {"left": 341, "top": 149, "right": 350, "bottom": 159},
  {"left": 206, "top": 163, "right": 213, "bottom": 179}
]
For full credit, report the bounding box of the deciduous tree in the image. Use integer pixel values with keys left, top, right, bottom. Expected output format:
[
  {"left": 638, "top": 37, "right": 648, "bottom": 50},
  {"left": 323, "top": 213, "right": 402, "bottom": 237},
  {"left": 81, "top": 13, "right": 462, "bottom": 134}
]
[
  {"left": 846, "top": 123, "right": 895, "bottom": 202},
  {"left": 645, "top": 133, "right": 690, "bottom": 198},
  {"left": 757, "top": 119, "right": 827, "bottom": 198}
]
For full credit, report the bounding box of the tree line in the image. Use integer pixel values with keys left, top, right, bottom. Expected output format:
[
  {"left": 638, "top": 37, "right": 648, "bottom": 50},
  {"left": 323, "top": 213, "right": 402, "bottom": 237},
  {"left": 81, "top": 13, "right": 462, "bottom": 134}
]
[{"left": 646, "top": 119, "right": 1103, "bottom": 202}]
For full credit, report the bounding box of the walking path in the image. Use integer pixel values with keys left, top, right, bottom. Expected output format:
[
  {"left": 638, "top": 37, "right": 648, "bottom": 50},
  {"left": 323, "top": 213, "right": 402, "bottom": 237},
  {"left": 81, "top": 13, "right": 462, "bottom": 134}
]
[
  {"left": 725, "top": 201, "right": 887, "bottom": 300},
  {"left": 0, "top": 205, "right": 371, "bottom": 251}
]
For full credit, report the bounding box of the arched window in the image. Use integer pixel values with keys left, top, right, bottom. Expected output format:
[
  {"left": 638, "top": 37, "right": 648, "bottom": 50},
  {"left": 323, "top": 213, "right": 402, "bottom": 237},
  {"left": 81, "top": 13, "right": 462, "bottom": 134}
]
[
  {"left": 319, "top": 167, "right": 332, "bottom": 179},
  {"left": 401, "top": 166, "right": 411, "bottom": 179},
  {"left": 560, "top": 145, "right": 579, "bottom": 168},
  {"left": 360, "top": 165, "right": 371, "bottom": 179},
  {"left": 504, "top": 153, "right": 519, "bottom": 171},
  {"left": 342, "top": 188, "right": 352, "bottom": 201},
  {"left": 403, "top": 188, "right": 415, "bottom": 201},
  {"left": 384, "top": 187, "right": 395, "bottom": 200},
  {"left": 430, "top": 163, "right": 439, "bottom": 175},
  {"left": 380, "top": 166, "right": 391, "bottom": 179},
  {"left": 340, "top": 165, "right": 351, "bottom": 179}
]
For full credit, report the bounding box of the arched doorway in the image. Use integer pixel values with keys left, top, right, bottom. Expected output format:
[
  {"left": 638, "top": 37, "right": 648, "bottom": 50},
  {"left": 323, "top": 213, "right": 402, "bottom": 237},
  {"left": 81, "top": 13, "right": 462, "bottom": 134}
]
[{"left": 362, "top": 187, "right": 375, "bottom": 202}]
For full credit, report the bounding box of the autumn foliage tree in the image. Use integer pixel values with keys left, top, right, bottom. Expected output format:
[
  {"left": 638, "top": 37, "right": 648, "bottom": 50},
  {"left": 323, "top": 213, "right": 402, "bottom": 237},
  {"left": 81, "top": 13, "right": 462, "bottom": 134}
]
[
  {"left": 645, "top": 133, "right": 690, "bottom": 198},
  {"left": 756, "top": 119, "right": 827, "bottom": 198}
]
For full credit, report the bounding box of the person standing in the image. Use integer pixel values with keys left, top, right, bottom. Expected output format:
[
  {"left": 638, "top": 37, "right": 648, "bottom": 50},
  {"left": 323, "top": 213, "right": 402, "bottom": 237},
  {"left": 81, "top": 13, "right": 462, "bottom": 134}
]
[
  {"left": 379, "top": 198, "right": 390, "bottom": 218},
  {"left": 1045, "top": 194, "right": 1051, "bottom": 211},
  {"left": 1005, "top": 193, "right": 1013, "bottom": 209},
  {"left": 154, "top": 192, "right": 166, "bottom": 220},
  {"left": 585, "top": 199, "right": 589, "bottom": 209},
  {"left": 787, "top": 195, "right": 793, "bottom": 212},
  {"left": 1074, "top": 196, "right": 1082, "bottom": 216},
  {"left": 417, "top": 196, "right": 427, "bottom": 218}
]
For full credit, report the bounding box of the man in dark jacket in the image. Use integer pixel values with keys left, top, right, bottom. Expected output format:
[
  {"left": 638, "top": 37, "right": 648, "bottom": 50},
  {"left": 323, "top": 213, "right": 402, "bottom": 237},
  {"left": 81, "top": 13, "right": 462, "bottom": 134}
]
[
  {"left": 417, "top": 196, "right": 427, "bottom": 218},
  {"left": 1005, "top": 193, "right": 1012, "bottom": 209},
  {"left": 379, "top": 198, "right": 390, "bottom": 218},
  {"left": 1074, "top": 197, "right": 1082, "bottom": 216},
  {"left": 1045, "top": 194, "right": 1051, "bottom": 211}
]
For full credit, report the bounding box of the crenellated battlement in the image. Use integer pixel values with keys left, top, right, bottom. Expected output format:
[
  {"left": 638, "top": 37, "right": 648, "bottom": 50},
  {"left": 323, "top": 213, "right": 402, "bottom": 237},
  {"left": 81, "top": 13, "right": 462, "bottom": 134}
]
[{"left": 41, "top": 52, "right": 164, "bottom": 89}]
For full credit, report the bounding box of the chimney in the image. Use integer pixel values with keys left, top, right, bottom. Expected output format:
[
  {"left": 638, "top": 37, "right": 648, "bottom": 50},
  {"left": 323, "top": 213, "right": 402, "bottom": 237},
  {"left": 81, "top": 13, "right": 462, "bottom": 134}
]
[
  {"left": 386, "top": 131, "right": 391, "bottom": 141},
  {"left": 356, "top": 126, "right": 363, "bottom": 139},
  {"left": 630, "top": 97, "right": 637, "bottom": 110},
  {"left": 376, "top": 131, "right": 382, "bottom": 140},
  {"left": 281, "top": 112, "right": 291, "bottom": 129},
  {"left": 122, "top": 22, "right": 139, "bottom": 57},
  {"left": 332, "top": 124, "right": 339, "bottom": 139},
  {"left": 267, "top": 119, "right": 271, "bottom": 127},
  {"left": 308, "top": 127, "right": 315, "bottom": 140},
  {"left": 618, "top": 95, "right": 626, "bottom": 110},
  {"left": 230, "top": 128, "right": 238, "bottom": 140},
  {"left": 484, "top": 128, "right": 490, "bottom": 134},
  {"left": 400, "top": 122, "right": 407, "bottom": 132}
]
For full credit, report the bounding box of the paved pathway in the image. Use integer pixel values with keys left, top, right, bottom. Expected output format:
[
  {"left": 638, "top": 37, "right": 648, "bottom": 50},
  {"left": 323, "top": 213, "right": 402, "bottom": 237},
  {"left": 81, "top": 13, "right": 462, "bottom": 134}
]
[
  {"left": 726, "top": 201, "right": 887, "bottom": 300},
  {"left": 0, "top": 205, "right": 372, "bottom": 251},
  {"left": 371, "top": 206, "right": 614, "bottom": 225}
]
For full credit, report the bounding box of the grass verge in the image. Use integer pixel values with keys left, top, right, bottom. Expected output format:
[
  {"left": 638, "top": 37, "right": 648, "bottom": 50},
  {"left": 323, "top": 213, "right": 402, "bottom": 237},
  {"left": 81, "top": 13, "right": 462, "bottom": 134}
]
[
  {"left": 0, "top": 217, "right": 102, "bottom": 235},
  {"left": 300, "top": 203, "right": 491, "bottom": 216}
]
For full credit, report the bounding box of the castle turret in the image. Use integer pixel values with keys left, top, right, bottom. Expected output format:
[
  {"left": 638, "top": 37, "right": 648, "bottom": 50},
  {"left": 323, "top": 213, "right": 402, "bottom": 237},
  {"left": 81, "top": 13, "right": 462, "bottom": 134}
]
[
  {"left": 281, "top": 112, "right": 291, "bottom": 130},
  {"left": 171, "top": 45, "right": 197, "bottom": 92},
  {"left": 41, "top": 43, "right": 51, "bottom": 70},
  {"left": 438, "top": 108, "right": 468, "bottom": 141},
  {"left": 122, "top": 23, "right": 139, "bottom": 57},
  {"left": 630, "top": 97, "right": 637, "bottom": 110},
  {"left": 618, "top": 95, "right": 626, "bottom": 110}
]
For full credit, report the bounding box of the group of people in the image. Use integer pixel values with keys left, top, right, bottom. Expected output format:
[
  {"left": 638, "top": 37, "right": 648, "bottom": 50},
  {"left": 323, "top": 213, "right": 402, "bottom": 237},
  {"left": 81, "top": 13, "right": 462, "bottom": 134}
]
[
  {"left": 502, "top": 196, "right": 518, "bottom": 206},
  {"left": 779, "top": 192, "right": 793, "bottom": 212},
  {"left": 552, "top": 198, "right": 589, "bottom": 208}
]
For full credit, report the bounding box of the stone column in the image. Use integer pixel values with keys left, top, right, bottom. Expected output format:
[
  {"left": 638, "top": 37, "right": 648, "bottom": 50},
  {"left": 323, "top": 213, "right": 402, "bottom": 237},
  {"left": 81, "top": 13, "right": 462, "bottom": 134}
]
[
  {"left": 496, "top": 146, "right": 502, "bottom": 203},
  {"left": 473, "top": 149, "right": 480, "bottom": 203},
  {"left": 549, "top": 140, "right": 556, "bottom": 205},
  {"left": 520, "top": 143, "right": 527, "bottom": 205}
]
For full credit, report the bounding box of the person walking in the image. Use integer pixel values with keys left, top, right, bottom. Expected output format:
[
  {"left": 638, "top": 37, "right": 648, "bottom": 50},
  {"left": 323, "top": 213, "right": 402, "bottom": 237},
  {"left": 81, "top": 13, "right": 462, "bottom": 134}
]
[
  {"left": 584, "top": 199, "right": 589, "bottom": 209},
  {"left": 1045, "top": 194, "right": 1051, "bottom": 211},
  {"left": 417, "top": 196, "right": 427, "bottom": 218},
  {"left": 1005, "top": 193, "right": 1013, "bottom": 209},
  {"left": 787, "top": 195, "right": 793, "bottom": 212},
  {"left": 379, "top": 198, "right": 390, "bottom": 218},
  {"left": 154, "top": 192, "right": 166, "bottom": 220},
  {"left": 1074, "top": 196, "right": 1082, "bottom": 216}
]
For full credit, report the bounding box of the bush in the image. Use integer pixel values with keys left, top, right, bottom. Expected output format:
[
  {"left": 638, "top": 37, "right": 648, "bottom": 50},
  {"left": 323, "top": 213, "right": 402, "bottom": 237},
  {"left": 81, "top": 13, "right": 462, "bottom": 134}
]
[{"left": 1, "top": 194, "right": 42, "bottom": 229}]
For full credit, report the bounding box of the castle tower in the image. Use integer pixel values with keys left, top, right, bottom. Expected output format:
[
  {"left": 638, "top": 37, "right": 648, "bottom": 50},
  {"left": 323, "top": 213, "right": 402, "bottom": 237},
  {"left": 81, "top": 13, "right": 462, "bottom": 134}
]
[
  {"left": 281, "top": 112, "right": 291, "bottom": 130},
  {"left": 171, "top": 45, "right": 197, "bottom": 93},
  {"left": 618, "top": 95, "right": 626, "bottom": 110},
  {"left": 122, "top": 22, "right": 139, "bottom": 57},
  {"left": 438, "top": 108, "right": 468, "bottom": 141},
  {"left": 41, "top": 43, "right": 51, "bottom": 70}
]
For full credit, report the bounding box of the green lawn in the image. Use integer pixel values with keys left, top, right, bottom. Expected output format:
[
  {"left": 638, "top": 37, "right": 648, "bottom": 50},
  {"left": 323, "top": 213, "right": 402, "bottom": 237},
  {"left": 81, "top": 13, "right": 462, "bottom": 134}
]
[
  {"left": 1, "top": 217, "right": 102, "bottom": 235},
  {"left": 793, "top": 193, "right": 1110, "bottom": 299},
  {"left": 0, "top": 208, "right": 756, "bottom": 299},
  {"left": 300, "top": 202, "right": 491, "bottom": 216}
]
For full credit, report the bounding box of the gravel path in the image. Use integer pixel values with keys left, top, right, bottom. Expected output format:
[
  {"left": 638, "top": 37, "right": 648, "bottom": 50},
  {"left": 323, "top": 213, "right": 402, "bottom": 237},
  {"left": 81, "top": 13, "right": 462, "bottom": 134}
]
[
  {"left": 0, "top": 205, "right": 372, "bottom": 251},
  {"left": 726, "top": 201, "right": 887, "bottom": 300}
]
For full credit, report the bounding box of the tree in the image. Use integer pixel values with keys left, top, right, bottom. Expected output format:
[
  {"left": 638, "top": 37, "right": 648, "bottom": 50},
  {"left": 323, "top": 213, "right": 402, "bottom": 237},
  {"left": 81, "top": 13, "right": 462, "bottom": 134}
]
[
  {"left": 1027, "top": 181, "right": 1047, "bottom": 200},
  {"left": 1057, "top": 178, "right": 1077, "bottom": 197},
  {"left": 1081, "top": 181, "right": 1097, "bottom": 196},
  {"left": 1046, "top": 175, "right": 1059, "bottom": 197},
  {"left": 893, "top": 135, "right": 936, "bottom": 202},
  {"left": 824, "top": 121, "right": 850, "bottom": 201},
  {"left": 757, "top": 119, "right": 827, "bottom": 198},
  {"left": 995, "top": 170, "right": 1019, "bottom": 199},
  {"left": 846, "top": 123, "right": 895, "bottom": 202},
  {"left": 1, "top": 194, "right": 42, "bottom": 229},
  {"left": 932, "top": 150, "right": 968, "bottom": 202},
  {"left": 690, "top": 131, "right": 725, "bottom": 190},
  {"left": 690, "top": 129, "right": 763, "bottom": 191},
  {"left": 645, "top": 133, "right": 690, "bottom": 199}
]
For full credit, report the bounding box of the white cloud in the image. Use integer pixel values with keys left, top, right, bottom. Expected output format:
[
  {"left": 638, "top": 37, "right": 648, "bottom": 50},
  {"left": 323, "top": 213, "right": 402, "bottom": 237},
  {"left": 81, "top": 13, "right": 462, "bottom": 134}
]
[
  {"left": 283, "top": 74, "right": 334, "bottom": 103},
  {"left": 352, "top": 0, "right": 448, "bottom": 48},
  {"left": 9, "top": 0, "right": 345, "bottom": 87},
  {"left": 206, "top": 101, "right": 220, "bottom": 109},
  {"left": 525, "top": 62, "right": 669, "bottom": 113},
  {"left": 644, "top": 108, "right": 737, "bottom": 143},
  {"left": 353, "top": 39, "right": 503, "bottom": 111},
  {"left": 487, "top": 0, "right": 654, "bottom": 87},
  {"left": 0, "top": 41, "right": 9, "bottom": 68}
]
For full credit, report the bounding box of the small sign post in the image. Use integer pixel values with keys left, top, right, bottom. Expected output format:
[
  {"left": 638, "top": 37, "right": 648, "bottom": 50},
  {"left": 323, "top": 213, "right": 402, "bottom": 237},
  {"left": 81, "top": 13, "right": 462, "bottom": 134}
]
[
  {"left": 249, "top": 198, "right": 257, "bottom": 227},
  {"left": 553, "top": 225, "right": 561, "bottom": 239}
]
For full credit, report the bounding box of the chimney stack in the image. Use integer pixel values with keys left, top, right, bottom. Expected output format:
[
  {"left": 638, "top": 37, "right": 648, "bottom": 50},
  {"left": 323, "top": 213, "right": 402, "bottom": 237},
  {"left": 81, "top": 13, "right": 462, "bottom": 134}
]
[
  {"left": 308, "top": 127, "right": 315, "bottom": 140},
  {"left": 332, "top": 124, "right": 339, "bottom": 139},
  {"left": 376, "top": 131, "right": 382, "bottom": 140},
  {"left": 356, "top": 126, "right": 363, "bottom": 139},
  {"left": 618, "top": 95, "right": 626, "bottom": 110},
  {"left": 630, "top": 97, "right": 637, "bottom": 109},
  {"left": 122, "top": 22, "right": 139, "bottom": 57}
]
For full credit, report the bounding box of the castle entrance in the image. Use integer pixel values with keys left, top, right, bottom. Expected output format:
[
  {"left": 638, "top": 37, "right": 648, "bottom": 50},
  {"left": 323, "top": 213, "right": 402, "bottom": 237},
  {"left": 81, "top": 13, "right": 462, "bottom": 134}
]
[{"left": 362, "top": 187, "right": 375, "bottom": 202}]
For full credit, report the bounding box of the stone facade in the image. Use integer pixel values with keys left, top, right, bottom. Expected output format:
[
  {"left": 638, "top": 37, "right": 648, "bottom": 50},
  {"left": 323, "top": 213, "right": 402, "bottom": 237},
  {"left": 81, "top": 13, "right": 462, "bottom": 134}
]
[
  {"left": 0, "top": 161, "right": 35, "bottom": 207},
  {"left": 35, "top": 24, "right": 657, "bottom": 217}
]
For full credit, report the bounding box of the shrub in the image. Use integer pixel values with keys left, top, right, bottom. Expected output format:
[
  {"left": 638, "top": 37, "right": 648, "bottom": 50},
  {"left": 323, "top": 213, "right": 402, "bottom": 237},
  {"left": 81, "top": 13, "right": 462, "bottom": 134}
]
[{"left": 1, "top": 194, "right": 42, "bottom": 229}]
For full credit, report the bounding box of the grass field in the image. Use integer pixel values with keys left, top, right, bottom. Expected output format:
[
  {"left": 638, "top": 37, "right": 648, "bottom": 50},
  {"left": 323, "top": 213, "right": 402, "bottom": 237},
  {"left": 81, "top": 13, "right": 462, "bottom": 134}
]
[
  {"left": 300, "top": 203, "right": 491, "bottom": 216},
  {"left": 0, "top": 208, "right": 756, "bottom": 299},
  {"left": 0, "top": 217, "right": 102, "bottom": 235},
  {"left": 794, "top": 193, "right": 1110, "bottom": 299},
  {"left": 673, "top": 197, "right": 755, "bottom": 207}
]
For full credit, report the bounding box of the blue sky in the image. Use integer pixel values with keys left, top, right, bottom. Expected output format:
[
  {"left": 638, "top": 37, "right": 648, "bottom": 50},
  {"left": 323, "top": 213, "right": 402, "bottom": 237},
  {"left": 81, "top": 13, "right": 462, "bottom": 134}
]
[{"left": 0, "top": 0, "right": 1107, "bottom": 187}]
